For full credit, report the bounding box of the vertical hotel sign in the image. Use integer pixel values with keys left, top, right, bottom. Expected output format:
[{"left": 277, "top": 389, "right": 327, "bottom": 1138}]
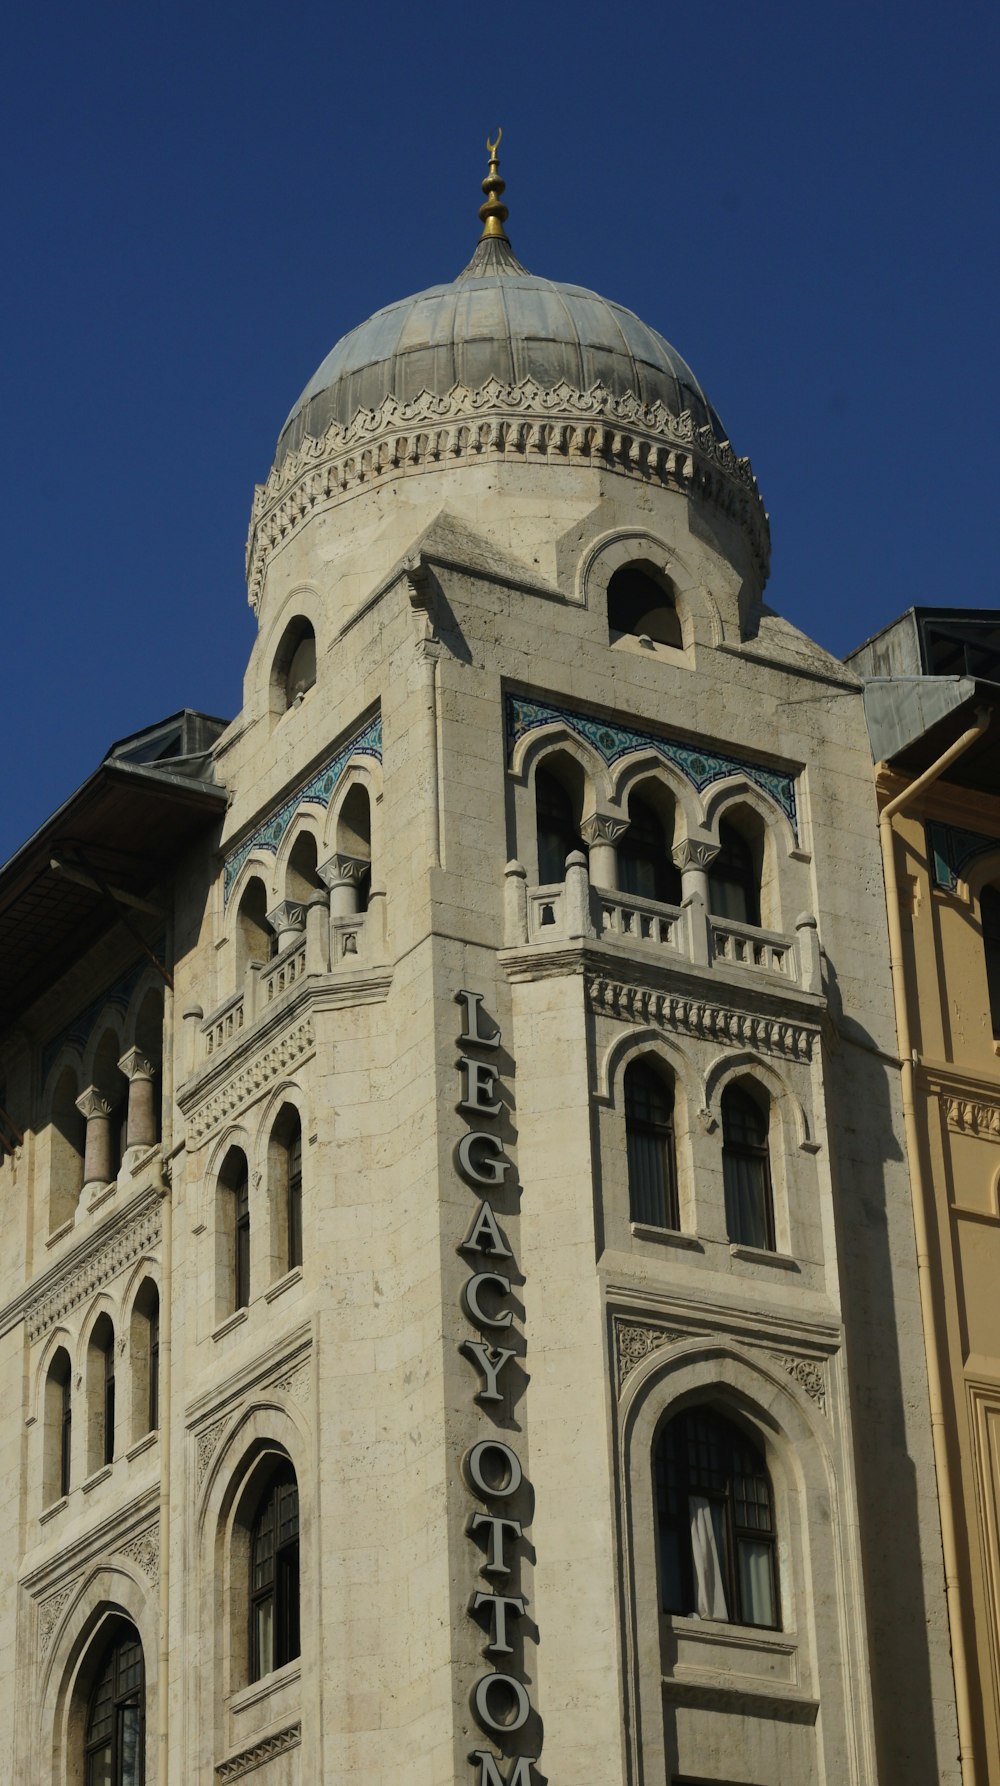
[{"left": 454, "top": 989, "right": 538, "bottom": 1786}]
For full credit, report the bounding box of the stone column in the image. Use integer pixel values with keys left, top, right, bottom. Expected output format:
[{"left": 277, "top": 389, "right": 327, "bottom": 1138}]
[
  {"left": 181, "top": 1004, "right": 203, "bottom": 1078},
  {"left": 266, "top": 900, "right": 306, "bottom": 953},
  {"left": 564, "top": 851, "right": 595, "bottom": 940},
  {"left": 305, "top": 890, "right": 330, "bottom": 974},
  {"left": 581, "top": 814, "right": 627, "bottom": 891},
  {"left": 504, "top": 860, "right": 528, "bottom": 946},
  {"left": 796, "top": 912, "right": 823, "bottom": 993},
  {"left": 317, "top": 853, "right": 369, "bottom": 917},
  {"left": 673, "top": 835, "right": 717, "bottom": 966},
  {"left": 117, "top": 1048, "right": 157, "bottom": 1153},
  {"left": 75, "top": 1087, "right": 113, "bottom": 1194}
]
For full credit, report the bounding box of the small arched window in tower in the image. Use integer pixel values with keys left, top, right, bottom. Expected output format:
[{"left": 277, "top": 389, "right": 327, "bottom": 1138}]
[
  {"left": 87, "top": 1313, "right": 116, "bottom": 1472},
  {"left": 249, "top": 1461, "right": 301, "bottom": 1680},
  {"left": 272, "top": 616, "right": 317, "bottom": 714},
  {"left": 655, "top": 1406, "right": 778, "bottom": 1628},
  {"left": 618, "top": 794, "right": 682, "bottom": 904},
  {"left": 981, "top": 884, "right": 1000, "bottom": 1039},
  {"left": 84, "top": 1624, "right": 145, "bottom": 1786},
  {"left": 44, "top": 1346, "right": 72, "bottom": 1503},
  {"left": 721, "top": 1083, "right": 774, "bottom": 1252},
  {"left": 235, "top": 876, "right": 276, "bottom": 979},
  {"left": 336, "top": 783, "right": 373, "bottom": 913},
  {"left": 607, "top": 562, "right": 682, "bottom": 649},
  {"left": 130, "top": 1279, "right": 160, "bottom": 1439},
  {"left": 217, "top": 1147, "right": 251, "bottom": 1317},
  {"left": 624, "top": 1058, "right": 679, "bottom": 1229},
  {"left": 707, "top": 818, "right": 761, "bottom": 927},
  {"left": 535, "top": 768, "right": 583, "bottom": 886},
  {"left": 268, "top": 1104, "right": 303, "bottom": 1276}
]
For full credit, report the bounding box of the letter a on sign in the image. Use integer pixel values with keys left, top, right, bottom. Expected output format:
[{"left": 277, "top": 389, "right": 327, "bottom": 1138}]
[{"left": 470, "top": 1753, "right": 535, "bottom": 1786}]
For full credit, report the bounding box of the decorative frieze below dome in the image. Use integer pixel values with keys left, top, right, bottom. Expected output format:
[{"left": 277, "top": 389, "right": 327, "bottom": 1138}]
[{"left": 245, "top": 377, "right": 770, "bottom": 613}]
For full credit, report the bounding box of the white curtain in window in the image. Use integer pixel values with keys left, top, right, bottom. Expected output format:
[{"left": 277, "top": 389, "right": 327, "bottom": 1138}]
[{"left": 689, "top": 1494, "right": 729, "bottom": 1620}]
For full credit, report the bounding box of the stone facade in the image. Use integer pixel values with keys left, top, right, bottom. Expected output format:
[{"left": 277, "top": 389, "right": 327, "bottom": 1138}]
[{"left": 0, "top": 202, "right": 962, "bottom": 1785}]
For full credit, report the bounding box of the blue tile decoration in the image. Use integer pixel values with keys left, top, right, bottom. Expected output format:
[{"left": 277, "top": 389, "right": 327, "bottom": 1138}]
[
  {"left": 505, "top": 696, "right": 798, "bottom": 837},
  {"left": 223, "top": 713, "right": 382, "bottom": 904},
  {"left": 42, "top": 950, "right": 163, "bottom": 1087},
  {"left": 928, "top": 820, "right": 1000, "bottom": 892}
]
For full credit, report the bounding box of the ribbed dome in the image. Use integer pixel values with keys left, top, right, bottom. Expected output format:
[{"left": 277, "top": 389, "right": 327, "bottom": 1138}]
[{"left": 275, "top": 243, "right": 728, "bottom": 466}]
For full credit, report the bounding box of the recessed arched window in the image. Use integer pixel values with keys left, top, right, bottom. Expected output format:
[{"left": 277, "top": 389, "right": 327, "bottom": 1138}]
[
  {"left": 84, "top": 1623, "right": 145, "bottom": 1785},
  {"left": 624, "top": 1059, "right": 679, "bottom": 1229},
  {"left": 268, "top": 1105, "right": 303, "bottom": 1276},
  {"left": 87, "top": 1313, "right": 116, "bottom": 1472},
  {"left": 707, "top": 818, "right": 761, "bottom": 927},
  {"left": 335, "top": 783, "right": 373, "bottom": 912},
  {"left": 655, "top": 1406, "right": 779, "bottom": 1628},
  {"left": 129, "top": 1279, "right": 160, "bottom": 1439},
  {"left": 216, "top": 1147, "right": 251, "bottom": 1316},
  {"left": 235, "top": 877, "right": 276, "bottom": 978},
  {"left": 50, "top": 1066, "right": 85, "bottom": 1229},
  {"left": 607, "top": 562, "right": 682, "bottom": 649},
  {"left": 272, "top": 616, "right": 317, "bottom": 715},
  {"left": 618, "top": 793, "right": 681, "bottom": 904},
  {"left": 249, "top": 1461, "right": 301, "bottom": 1680},
  {"left": 535, "top": 767, "right": 584, "bottom": 885},
  {"left": 981, "top": 884, "right": 1000, "bottom": 1039},
  {"left": 44, "top": 1346, "right": 72, "bottom": 1503},
  {"left": 721, "top": 1083, "right": 774, "bottom": 1251}
]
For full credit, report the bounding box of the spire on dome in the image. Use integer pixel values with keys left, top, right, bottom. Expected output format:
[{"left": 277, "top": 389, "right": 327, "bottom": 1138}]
[{"left": 458, "top": 129, "right": 529, "bottom": 279}]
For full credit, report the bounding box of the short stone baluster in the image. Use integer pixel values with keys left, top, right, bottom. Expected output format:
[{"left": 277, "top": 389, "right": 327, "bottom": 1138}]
[
  {"left": 504, "top": 860, "right": 528, "bottom": 946},
  {"left": 305, "top": 890, "right": 331, "bottom": 973},
  {"left": 266, "top": 901, "right": 307, "bottom": 954},
  {"left": 581, "top": 814, "right": 627, "bottom": 891},
  {"left": 564, "top": 850, "right": 595, "bottom": 940},
  {"left": 796, "top": 912, "right": 823, "bottom": 993},
  {"left": 75, "top": 1087, "right": 114, "bottom": 1200},
  {"left": 117, "top": 1048, "right": 158, "bottom": 1158}
]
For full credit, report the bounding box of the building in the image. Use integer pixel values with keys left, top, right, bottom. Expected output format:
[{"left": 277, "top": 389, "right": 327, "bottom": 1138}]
[
  {"left": 0, "top": 148, "right": 963, "bottom": 1785},
  {"left": 848, "top": 607, "right": 1000, "bottom": 1785}
]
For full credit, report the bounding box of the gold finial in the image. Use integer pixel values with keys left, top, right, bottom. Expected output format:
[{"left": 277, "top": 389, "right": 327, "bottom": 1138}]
[{"left": 478, "top": 127, "right": 510, "bottom": 241}]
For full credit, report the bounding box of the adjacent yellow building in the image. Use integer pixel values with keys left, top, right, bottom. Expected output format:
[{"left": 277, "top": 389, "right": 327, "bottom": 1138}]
[{"left": 851, "top": 606, "right": 1000, "bottom": 1785}]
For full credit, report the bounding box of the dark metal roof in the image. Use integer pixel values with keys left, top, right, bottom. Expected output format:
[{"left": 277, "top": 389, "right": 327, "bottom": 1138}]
[
  {"left": 0, "top": 711, "right": 228, "bottom": 1024},
  {"left": 861, "top": 676, "right": 1000, "bottom": 792}
]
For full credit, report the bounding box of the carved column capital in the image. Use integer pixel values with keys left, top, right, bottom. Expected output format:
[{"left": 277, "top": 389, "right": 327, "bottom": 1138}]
[
  {"left": 75, "top": 1086, "right": 112, "bottom": 1122},
  {"left": 117, "top": 1048, "right": 155, "bottom": 1084},
  {"left": 316, "top": 854, "right": 369, "bottom": 889},
  {"left": 580, "top": 813, "right": 629, "bottom": 848},
  {"left": 672, "top": 836, "right": 719, "bottom": 872},
  {"left": 266, "top": 901, "right": 306, "bottom": 938}
]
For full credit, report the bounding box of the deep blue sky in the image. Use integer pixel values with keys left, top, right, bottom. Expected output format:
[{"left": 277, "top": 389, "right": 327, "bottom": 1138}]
[{"left": 3, "top": 2, "right": 997, "bottom": 861}]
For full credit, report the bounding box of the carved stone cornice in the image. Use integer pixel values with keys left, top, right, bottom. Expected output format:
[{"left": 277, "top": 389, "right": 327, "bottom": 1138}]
[
  {"left": 184, "top": 1017, "right": 315, "bottom": 1147},
  {"left": 13, "top": 1191, "right": 162, "bottom": 1346},
  {"left": 587, "top": 971, "right": 816, "bottom": 1061},
  {"left": 943, "top": 1095, "right": 1000, "bottom": 1140},
  {"left": 215, "top": 1724, "right": 301, "bottom": 1780},
  {"left": 245, "top": 376, "right": 770, "bottom": 611}
]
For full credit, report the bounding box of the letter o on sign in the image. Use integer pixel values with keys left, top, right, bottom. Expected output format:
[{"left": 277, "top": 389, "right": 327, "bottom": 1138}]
[
  {"left": 472, "top": 1671, "right": 531, "bottom": 1734},
  {"left": 463, "top": 1440, "right": 523, "bottom": 1500}
]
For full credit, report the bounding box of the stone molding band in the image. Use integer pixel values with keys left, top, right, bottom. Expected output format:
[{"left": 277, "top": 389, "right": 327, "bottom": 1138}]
[
  {"left": 246, "top": 377, "right": 770, "bottom": 611},
  {"left": 215, "top": 1723, "right": 302, "bottom": 1780}
]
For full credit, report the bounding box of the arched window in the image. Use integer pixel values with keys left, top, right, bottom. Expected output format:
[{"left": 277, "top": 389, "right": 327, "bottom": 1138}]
[
  {"left": 217, "top": 1147, "right": 251, "bottom": 1317},
  {"left": 721, "top": 1084, "right": 774, "bottom": 1251},
  {"left": 235, "top": 877, "right": 276, "bottom": 979},
  {"left": 44, "top": 1346, "right": 72, "bottom": 1503},
  {"left": 707, "top": 818, "right": 761, "bottom": 927},
  {"left": 535, "top": 768, "right": 583, "bottom": 885},
  {"left": 272, "top": 616, "right": 317, "bottom": 714},
  {"left": 50, "top": 1066, "right": 85, "bottom": 1229},
  {"left": 655, "top": 1406, "right": 778, "bottom": 1628},
  {"left": 87, "top": 1313, "right": 116, "bottom": 1472},
  {"left": 91, "top": 1031, "right": 128, "bottom": 1184},
  {"left": 129, "top": 1280, "right": 159, "bottom": 1439},
  {"left": 249, "top": 1462, "right": 300, "bottom": 1680},
  {"left": 618, "top": 794, "right": 681, "bottom": 904},
  {"left": 268, "top": 1105, "right": 303, "bottom": 1276},
  {"left": 336, "top": 783, "right": 373, "bottom": 913},
  {"left": 981, "top": 884, "right": 1000, "bottom": 1038},
  {"left": 84, "top": 1624, "right": 145, "bottom": 1785},
  {"left": 607, "top": 562, "right": 682, "bottom": 649},
  {"left": 624, "top": 1059, "right": 679, "bottom": 1229}
]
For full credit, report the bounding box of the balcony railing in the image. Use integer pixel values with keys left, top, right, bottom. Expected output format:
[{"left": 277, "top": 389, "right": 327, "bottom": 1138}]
[
  {"left": 710, "top": 916, "right": 793, "bottom": 978},
  {"left": 595, "top": 888, "right": 684, "bottom": 952}
]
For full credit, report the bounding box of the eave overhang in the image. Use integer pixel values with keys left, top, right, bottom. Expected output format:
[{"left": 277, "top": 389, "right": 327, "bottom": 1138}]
[{"left": 864, "top": 676, "right": 1000, "bottom": 795}]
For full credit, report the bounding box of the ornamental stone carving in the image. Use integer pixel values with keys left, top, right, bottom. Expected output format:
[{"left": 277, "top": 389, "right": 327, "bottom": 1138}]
[
  {"left": 27, "top": 1196, "right": 162, "bottom": 1344},
  {"left": 772, "top": 1353, "right": 827, "bottom": 1411},
  {"left": 672, "top": 837, "right": 720, "bottom": 871},
  {"left": 270, "top": 1361, "right": 309, "bottom": 1405},
  {"left": 944, "top": 1096, "right": 1000, "bottom": 1140},
  {"left": 38, "top": 1584, "right": 74, "bottom": 1655},
  {"left": 215, "top": 1724, "right": 302, "bottom": 1780},
  {"left": 196, "top": 1415, "right": 230, "bottom": 1487},
  {"left": 116, "top": 1528, "right": 159, "bottom": 1583},
  {"left": 186, "top": 1018, "right": 315, "bottom": 1145},
  {"left": 587, "top": 974, "right": 816, "bottom": 1062},
  {"left": 615, "top": 1319, "right": 683, "bottom": 1392},
  {"left": 246, "top": 375, "right": 769, "bottom": 611},
  {"left": 580, "top": 815, "right": 630, "bottom": 848}
]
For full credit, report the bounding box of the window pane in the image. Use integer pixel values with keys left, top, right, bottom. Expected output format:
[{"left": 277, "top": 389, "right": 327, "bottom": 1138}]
[
  {"left": 723, "top": 1151, "right": 771, "bottom": 1249},
  {"left": 659, "top": 1525, "right": 684, "bottom": 1613},
  {"left": 627, "top": 1128, "right": 672, "bottom": 1226},
  {"left": 86, "top": 1743, "right": 113, "bottom": 1786},
  {"left": 738, "top": 1539, "right": 776, "bottom": 1627},
  {"left": 120, "top": 1704, "right": 142, "bottom": 1786},
  {"left": 255, "top": 1597, "right": 274, "bottom": 1678}
]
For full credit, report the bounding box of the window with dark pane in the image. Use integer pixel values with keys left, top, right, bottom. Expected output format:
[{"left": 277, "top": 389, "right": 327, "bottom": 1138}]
[
  {"left": 287, "top": 1120, "right": 303, "bottom": 1271},
  {"left": 85, "top": 1625, "right": 144, "bottom": 1786},
  {"left": 250, "top": 1463, "right": 301, "bottom": 1680},
  {"left": 607, "top": 563, "right": 682, "bottom": 648},
  {"left": 654, "top": 1407, "right": 779, "bottom": 1629},
  {"left": 618, "top": 796, "right": 681, "bottom": 904},
  {"left": 103, "top": 1330, "right": 116, "bottom": 1466},
  {"left": 535, "top": 769, "right": 582, "bottom": 885},
  {"left": 59, "top": 1360, "right": 72, "bottom": 1498},
  {"left": 707, "top": 820, "right": 760, "bottom": 926},
  {"left": 981, "top": 884, "right": 1000, "bottom": 1039},
  {"left": 721, "top": 1085, "right": 775, "bottom": 1252},
  {"left": 148, "top": 1298, "right": 159, "bottom": 1434},
  {"left": 235, "top": 1173, "right": 250, "bottom": 1310},
  {"left": 624, "top": 1060, "right": 679, "bottom": 1229}
]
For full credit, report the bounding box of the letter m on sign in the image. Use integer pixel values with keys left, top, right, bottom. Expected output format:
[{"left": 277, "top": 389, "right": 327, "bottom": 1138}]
[{"left": 471, "top": 1753, "right": 535, "bottom": 1786}]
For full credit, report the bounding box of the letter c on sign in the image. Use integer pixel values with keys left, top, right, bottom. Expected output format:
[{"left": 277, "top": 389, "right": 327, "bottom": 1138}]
[
  {"left": 463, "top": 1439, "right": 523, "bottom": 1499},
  {"left": 462, "top": 1272, "right": 513, "bottom": 1329},
  {"left": 471, "top": 1671, "right": 531, "bottom": 1734}
]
